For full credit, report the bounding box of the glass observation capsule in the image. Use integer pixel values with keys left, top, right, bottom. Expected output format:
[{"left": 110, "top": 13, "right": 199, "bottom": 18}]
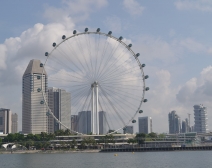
[
  {"left": 52, "top": 42, "right": 56, "bottom": 47},
  {"left": 96, "top": 28, "right": 100, "bottom": 32},
  {"left": 145, "top": 75, "right": 149, "bottom": 79},
  {"left": 139, "top": 110, "right": 143, "bottom": 113},
  {"left": 136, "top": 53, "right": 140, "bottom": 57},
  {"left": 128, "top": 44, "right": 132, "bottom": 48},
  {"left": 37, "top": 76, "right": 41, "bottom": 80},
  {"left": 45, "top": 52, "right": 48, "bottom": 56},
  {"left": 40, "top": 63, "right": 43, "bottom": 67},
  {"left": 142, "top": 64, "right": 145, "bottom": 67},
  {"left": 145, "top": 87, "right": 149, "bottom": 91},
  {"left": 108, "top": 31, "right": 112, "bottom": 35},
  {"left": 40, "top": 100, "right": 44, "bottom": 104},
  {"left": 37, "top": 88, "right": 41, "bottom": 92},
  {"left": 132, "top": 120, "right": 136, "bottom": 123},
  {"left": 119, "top": 36, "right": 123, "bottom": 40},
  {"left": 73, "top": 30, "right": 77, "bottom": 34},
  {"left": 62, "top": 35, "right": 66, "bottom": 40},
  {"left": 85, "top": 28, "right": 88, "bottom": 32},
  {"left": 143, "top": 99, "right": 148, "bottom": 103}
]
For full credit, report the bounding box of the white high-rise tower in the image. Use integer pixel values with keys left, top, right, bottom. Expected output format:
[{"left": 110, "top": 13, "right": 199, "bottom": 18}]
[
  {"left": 194, "top": 104, "right": 208, "bottom": 133},
  {"left": 22, "top": 59, "right": 48, "bottom": 134}
]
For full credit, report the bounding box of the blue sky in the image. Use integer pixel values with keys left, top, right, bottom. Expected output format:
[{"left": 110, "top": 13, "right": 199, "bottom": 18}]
[{"left": 1, "top": 0, "right": 212, "bottom": 133}]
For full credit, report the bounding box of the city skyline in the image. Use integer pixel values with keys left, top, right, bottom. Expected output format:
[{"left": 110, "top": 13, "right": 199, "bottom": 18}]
[{"left": 1, "top": 1, "right": 212, "bottom": 133}]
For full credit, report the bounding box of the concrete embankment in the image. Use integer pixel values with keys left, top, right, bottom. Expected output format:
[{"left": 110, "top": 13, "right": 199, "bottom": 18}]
[{"left": 100, "top": 146, "right": 212, "bottom": 152}]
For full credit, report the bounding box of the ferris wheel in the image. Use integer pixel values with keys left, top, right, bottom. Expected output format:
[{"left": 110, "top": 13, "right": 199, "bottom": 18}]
[{"left": 41, "top": 28, "right": 149, "bottom": 135}]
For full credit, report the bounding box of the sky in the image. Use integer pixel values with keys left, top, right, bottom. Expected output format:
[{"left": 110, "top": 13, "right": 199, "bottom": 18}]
[{"left": 1, "top": 0, "right": 212, "bottom": 133}]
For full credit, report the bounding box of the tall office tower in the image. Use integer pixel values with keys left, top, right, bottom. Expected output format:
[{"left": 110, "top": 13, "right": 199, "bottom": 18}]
[
  {"left": 78, "top": 111, "right": 91, "bottom": 134},
  {"left": 168, "top": 111, "right": 181, "bottom": 134},
  {"left": 138, "top": 116, "right": 152, "bottom": 134},
  {"left": 99, "top": 111, "right": 107, "bottom": 134},
  {"left": 0, "top": 108, "right": 12, "bottom": 134},
  {"left": 71, "top": 115, "right": 78, "bottom": 133},
  {"left": 48, "top": 87, "right": 71, "bottom": 133},
  {"left": 22, "top": 59, "right": 48, "bottom": 134},
  {"left": 11, "top": 113, "right": 18, "bottom": 133},
  {"left": 194, "top": 104, "right": 209, "bottom": 133},
  {"left": 181, "top": 118, "right": 189, "bottom": 133},
  {"left": 123, "top": 126, "right": 134, "bottom": 134}
]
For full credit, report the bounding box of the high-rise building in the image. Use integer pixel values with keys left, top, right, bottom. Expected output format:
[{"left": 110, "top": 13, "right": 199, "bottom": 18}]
[
  {"left": 138, "top": 116, "right": 152, "bottom": 134},
  {"left": 71, "top": 115, "right": 78, "bottom": 133},
  {"left": 181, "top": 118, "right": 189, "bottom": 133},
  {"left": 48, "top": 87, "right": 71, "bottom": 133},
  {"left": 99, "top": 111, "right": 107, "bottom": 134},
  {"left": 194, "top": 104, "right": 209, "bottom": 133},
  {"left": 123, "top": 126, "right": 133, "bottom": 134},
  {"left": 168, "top": 111, "right": 181, "bottom": 134},
  {"left": 11, "top": 113, "right": 18, "bottom": 133},
  {"left": 0, "top": 108, "right": 12, "bottom": 134},
  {"left": 22, "top": 59, "right": 48, "bottom": 134},
  {"left": 78, "top": 111, "right": 91, "bottom": 134}
]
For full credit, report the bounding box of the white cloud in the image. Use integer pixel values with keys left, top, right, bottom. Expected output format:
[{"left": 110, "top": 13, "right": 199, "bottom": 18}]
[
  {"left": 123, "top": 0, "right": 144, "bottom": 16},
  {"left": 180, "top": 38, "right": 206, "bottom": 53},
  {"left": 44, "top": 0, "right": 108, "bottom": 23},
  {"left": 175, "top": 0, "right": 212, "bottom": 11}
]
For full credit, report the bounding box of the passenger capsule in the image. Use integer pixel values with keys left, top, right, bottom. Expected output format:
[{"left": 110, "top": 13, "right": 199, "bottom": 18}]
[
  {"left": 85, "top": 28, "right": 88, "bottom": 32},
  {"left": 132, "top": 120, "right": 136, "bottom": 123},
  {"left": 37, "top": 76, "right": 41, "bottom": 80},
  {"left": 108, "top": 31, "right": 112, "bottom": 35},
  {"left": 96, "top": 28, "right": 100, "bottom": 32},
  {"left": 119, "top": 36, "right": 123, "bottom": 40},
  {"left": 40, "top": 100, "right": 44, "bottom": 104},
  {"left": 40, "top": 63, "right": 43, "bottom": 67},
  {"left": 46, "top": 112, "right": 50, "bottom": 116},
  {"left": 145, "top": 75, "right": 149, "bottom": 79},
  {"left": 145, "top": 87, "right": 149, "bottom": 91},
  {"left": 128, "top": 44, "right": 132, "bottom": 48},
  {"left": 52, "top": 42, "right": 56, "bottom": 47},
  {"left": 73, "top": 30, "right": 77, "bottom": 34},
  {"left": 62, "top": 35, "right": 66, "bottom": 40},
  {"left": 136, "top": 53, "right": 140, "bottom": 57},
  {"left": 143, "top": 99, "right": 148, "bottom": 103},
  {"left": 139, "top": 110, "right": 143, "bottom": 113},
  {"left": 45, "top": 52, "right": 48, "bottom": 56},
  {"left": 142, "top": 64, "right": 145, "bottom": 67},
  {"left": 37, "top": 88, "right": 41, "bottom": 92}
]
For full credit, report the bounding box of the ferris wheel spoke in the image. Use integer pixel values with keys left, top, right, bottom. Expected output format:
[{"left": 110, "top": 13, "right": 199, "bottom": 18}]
[
  {"left": 73, "top": 36, "right": 93, "bottom": 80},
  {"left": 99, "top": 86, "right": 132, "bottom": 127},
  {"left": 99, "top": 85, "right": 125, "bottom": 126},
  {"left": 96, "top": 39, "right": 121, "bottom": 80},
  {"left": 66, "top": 38, "right": 93, "bottom": 82}
]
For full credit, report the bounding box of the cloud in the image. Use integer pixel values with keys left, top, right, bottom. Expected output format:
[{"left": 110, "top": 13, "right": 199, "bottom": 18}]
[
  {"left": 180, "top": 38, "right": 206, "bottom": 53},
  {"left": 175, "top": 0, "right": 212, "bottom": 12},
  {"left": 104, "top": 16, "right": 122, "bottom": 33},
  {"left": 44, "top": 0, "right": 108, "bottom": 23},
  {"left": 123, "top": 0, "right": 144, "bottom": 16}
]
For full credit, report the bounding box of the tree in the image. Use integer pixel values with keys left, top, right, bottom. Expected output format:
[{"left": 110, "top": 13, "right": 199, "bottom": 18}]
[{"left": 135, "top": 133, "right": 146, "bottom": 144}]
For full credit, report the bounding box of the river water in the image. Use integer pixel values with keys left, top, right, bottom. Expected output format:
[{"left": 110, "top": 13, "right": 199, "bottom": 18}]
[{"left": 0, "top": 151, "right": 211, "bottom": 168}]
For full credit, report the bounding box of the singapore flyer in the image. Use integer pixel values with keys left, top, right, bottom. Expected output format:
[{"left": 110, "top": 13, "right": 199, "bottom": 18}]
[{"left": 41, "top": 28, "right": 149, "bottom": 135}]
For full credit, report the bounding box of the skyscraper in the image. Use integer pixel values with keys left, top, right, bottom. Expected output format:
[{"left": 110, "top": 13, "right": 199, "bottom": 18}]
[
  {"left": 11, "top": 113, "right": 18, "bottom": 133},
  {"left": 168, "top": 111, "right": 181, "bottom": 134},
  {"left": 71, "top": 115, "right": 78, "bottom": 133},
  {"left": 123, "top": 126, "right": 133, "bottom": 134},
  {"left": 22, "top": 59, "right": 48, "bottom": 134},
  {"left": 194, "top": 104, "right": 208, "bottom": 133},
  {"left": 99, "top": 111, "right": 107, "bottom": 134},
  {"left": 78, "top": 111, "right": 91, "bottom": 134},
  {"left": 0, "top": 108, "right": 12, "bottom": 134},
  {"left": 138, "top": 116, "right": 152, "bottom": 134},
  {"left": 48, "top": 87, "right": 71, "bottom": 133}
]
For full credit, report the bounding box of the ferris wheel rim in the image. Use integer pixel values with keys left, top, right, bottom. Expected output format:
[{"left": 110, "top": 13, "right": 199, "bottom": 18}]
[{"left": 41, "top": 29, "right": 147, "bottom": 135}]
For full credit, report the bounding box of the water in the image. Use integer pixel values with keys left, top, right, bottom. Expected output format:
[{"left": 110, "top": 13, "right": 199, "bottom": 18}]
[{"left": 0, "top": 151, "right": 212, "bottom": 168}]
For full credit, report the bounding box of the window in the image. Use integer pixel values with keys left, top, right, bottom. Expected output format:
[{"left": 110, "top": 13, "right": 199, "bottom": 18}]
[{"left": 0, "top": 117, "right": 2, "bottom": 125}]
